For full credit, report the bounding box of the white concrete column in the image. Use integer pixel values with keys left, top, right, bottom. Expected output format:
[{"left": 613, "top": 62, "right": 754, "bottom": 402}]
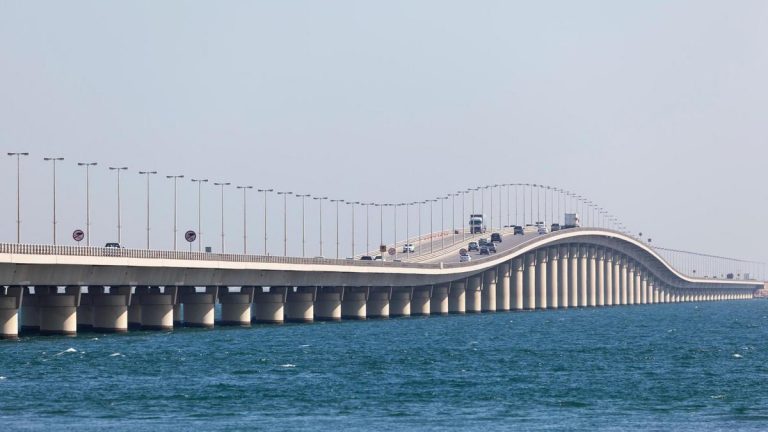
[
  {"left": 285, "top": 287, "right": 315, "bottom": 323},
  {"left": 449, "top": 281, "right": 466, "bottom": 314},
  {"left": 513, "top": 258, "right": 524, "bottom": 311},
  {"left": 315, "top": 287, "right": 342, "bottom": 321},
  {"left": 569, "top": 245, "right": 579, "bottom": 307},
  {"left": 466, "top": 276, "right": 482, "bottom": 313},
  {"left": 627, "top": 263, "right": 635, "bottom": 305},
  {"left": 181, "top": 286, "right": 217, "bottom": 328},
  {"left": 620, "top": 257, "right": 628, "bottom": 305},
  {"left": 613, "top": 255, "right": 621, "bottom": 305},
  {"left": 128, "top": 286, "right": 144, "bottom": 329},
  {"left": 341, "top": 287, "right": 368, "bottom": 320},
  {"left": 595, "top": 249, "right": 605, "bottom": 306},
  {"left": 605, "top": 250, "right": 614, "bottom": 306},
  {"left": 579, "top": 246, "right": 588, "bottom": 307},
  {"left": 39, "top": 286, "right": 80, "bottom": 336},
  {"left": 77, "top": 288, "right": 93, "bottom": 331},
  {"left": 0, "top": 286, "right": 23, "bottom": 339},
  {"left": 497, "top": 263, "right": 511, "bottom": 311},
  {"left": 548, "top": 247, "right": 559, "bottom": 309},
  {"left": 650, "top": 279, "right": 658, "bottom": 304},
  {"left": 173, "top": 303, "right": 182, "bottom": 327},
  {"left": 536, "top": 250, "right": 548, "bottom": 310},
  {"left": 390, "top": 287, "right": 412, "bottom": 317},
  {"left": 525, "top": 253, "right": 536, "bottom": 310},
  {"left": 253, "top": 287, "right": 286, "bottom": 324},
  {"left": 559, "top": 246, "right": 569, "bottom": 308},
  {"left": 587, "top": 247, "right": 597, "bottom": 307},
  {"left": 141, "top": 286, "right": 176, "bottom": 331},
  {"left": 412, "top": 286, "right": 431, "bottom": 316},
  {"left": 641, "top": 275, "right": 648, "bottom": 304},
  {"left": 634, "top": 268, "right": 641, "bottom": 304},
  {"left": 431, "top": 284, "right": 449, "bottom": 315},
  {"left": 220, "top": 286, "right": 254, "bottom": 326},
  {"left": 20, "top": 287, "right": 39, "bottom": 333},
  {"left": 482, "top": 270, "right": 497, "bottom": 312},
  {"left": 367, "top": 287, "right": 390, "bottom": 318},
  {"left": 91, "top": 286, "right": 130, "bottom": 333}
]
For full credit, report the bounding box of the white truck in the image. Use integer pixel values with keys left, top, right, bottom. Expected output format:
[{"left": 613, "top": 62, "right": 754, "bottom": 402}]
[
  {"left": 564, "top": 213, "right": 581, "bottom": 229},
  {"left": 469, "top": 214, "right": 486, "bottom": 234}
]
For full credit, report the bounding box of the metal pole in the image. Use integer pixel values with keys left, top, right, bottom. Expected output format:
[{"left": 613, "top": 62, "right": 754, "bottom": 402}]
[
  {"left": 451, "top": 194, "right": 455, "bottom": 244},
  {"left": 277, "top": 191, "right": 292, "bottom": 256},
  {"left": 193, "top": 179, "right": 209, "bottom": 252},
  {"left": 258, "top": 188, "right": 273, "bottom": 255},
  {"left": 44, "top": 157, "right": 64, "bottom": 244},
  {"left": 214, "top": 182, "right": 231, "bottom": 253},
  {"left": 418, "top": 201, "right": 423, "bottom": 255},
  {"left": 167, "top": 175, "right": 184, "bottom": 250},
  {"left": 237, "top": 186, "right": 253, "bottom": 254},
  {"left": 8, "top": 153, "right": 28, "bottom": 244},
  {"left": 461, "top": 192, "right": 465, "bottom": 242},
  {"left": 331, "top": 199, "right": 343, "bottom": 258},
  {"left": 314, "top": 197, "right": 327, "bottom": 257},
  {"left": 393, "top": 204, "right": 398, "bottom": 260},
  {"left": 440, "top": 197, "right": 446, "bottom": 249},
  {"left": 110, "top": 167, "right": 128, "bottom": 245},
  {"left": 79, "top": 162, "right": 98, "bottom": 246},
  {"left": 429, "top": 199, "right": 434, "bottom": 253},
  {"left": 138, "top": 170, "right": 156, "bottom": 249}
]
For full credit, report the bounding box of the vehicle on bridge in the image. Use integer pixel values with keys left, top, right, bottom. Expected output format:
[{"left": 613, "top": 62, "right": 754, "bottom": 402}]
[
  {"left": 564, "top": 213, "right": 581, "bottom": 229},
  {"left": 373, "top": 255, "right": 385, "bottom": 261},
  {"left": 478, "top": 238, "right": 489, "bottom": 247},
  {"left": 469, "top": 214, "right": 486, "bottom": 234},
  {"left": 360, "top": 255, "right": 373, "bottom": 261},
  {"left": 402, "top": 244, "right": 415, "bottom": 253},
  {"left": 487, "top": 243, "right": 497, "bottom": 253},
  {"left": 514, "top": 226, "right": 524, "bottom": 235},
  {"left": 538, "top": 226, "right": 549, "bottom": 235},
  {"left": 459, "top": 253, "right": 471, "bottom": 262},
  {"left": 468, "top": 241, "right": 479, "bottom": 252},
  {"left": 490, "top": 232, "right": 502, "bottom": 243},
  {"left": 479, "top": 245, "right": 490, "bottom": 255},
  {"left": 551, "top": 223, "right": 561, "bottom": 232}
]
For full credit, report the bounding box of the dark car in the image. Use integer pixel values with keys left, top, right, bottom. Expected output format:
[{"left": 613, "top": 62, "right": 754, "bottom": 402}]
[
  {"left": 104, "top": 242, "right": 121, "bottom": 248},
  {"left": 478, "top": 238, "right": 489, "bottom": 246},
  {"left": 490, "top": 232, "right": 502, "bottom": 243},
  {"left": 551, "top": 223, "right": 561, "bottom": 232},
  {"left": 468, "top": 241, "right": 479, "bottom": 252},
  {"left": 514, "top": 226, "right": 524, "bottom": 235},
  {"left": 360, "top": 255, "right": 373, "bottom": 261},
  {"left": 479, "top": 246, "right": 490, "bottom": 255},
  {"left": 487, "top": 243, "right": 497, "bottom": 253}
]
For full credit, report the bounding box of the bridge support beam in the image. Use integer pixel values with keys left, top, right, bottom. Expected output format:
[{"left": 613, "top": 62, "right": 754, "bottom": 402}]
[
  {"left": 180, "top": 286, "right": 217, "bottom": 328},
  {"left": 412, "top": 286, "right": 431, "bottom": 316},
  {"left": 525, "top": 253, "right": 536, "bottom": 310},
  {"left": 620, "top": 259, "right": 629, "bottom": 305},
  {"left": 39, "top": 286, "right": 80, "bottom": 336},
  {"left": 141, "top": 286, "right": 176, "bottom": 331},
  {"left": 390, "top": 287, "right": 412, "bottom": 317},
  {"left": 466, "top": 276, "right": 482, "bottom": 313},
  {"left": 587, "top": 247, "right": 597, "bottom": 307},
  {"left": 367, "top": 287, "right": 390, "bottom": 319},
  {"left": 314, "top": 287, "right": 342, "bottom": 321},
  {"left": 219, "top": 286, "right": 254, "bottom": 326},
  {"left": 548, "top": 248, "right": 559, "bottom": 309},
  {"left": 482, "top": 270, "right": 497, "bottom": 312},
  {"left": 173, "top": 303, "right": 182, "bottom": 327},
  {"left": 431, "top": 284, "right": 449, "bottom": 315},
  {"left": 596, "top": 249, "right": 605, "bottom": 306},
  {"left": 578, "top": 246, "right": 588, "bottom": 307},
  {"left": 128, "top": 287, "right": 143, "bottom": 329},
  {"left": 605, "top": 251, "right": 614, "bottom": 306},
  {"left": 253, "top": 287, "right": 286, "bottom": 324},
  {"left": 342, "top": 287, "right": 368, "bottom": 320},
  {"left": 77, "top": 289, "right": 94, "bottom": 331},
  {"left": 558, "top": 246, "right": 569, "bottom": 308},
  {"left": 569, "top": 246, "right": 579, "bottom": 307},
  {"left": 641, "top": 275, "right": 648, "bottom": 304},
  {"left": 513, "top": 258, "right": 524, "bottom": 311},
  {"left": 449, "top": 281, "right": 466, "bottom": 314},
  {"left": 634, "top": 268, "right": 642, "bottom": 305},
  {"left": 91, "top": 286, "right": 130, "bottom": 333},
  {"left": 0, "top": 286, "right": 23, "bottom": 339},
  {"left": 497, "top": 264, "right": 511, "bottom": 311},
  {"left": 20, "top": 287, "right": 38, "bottom": 333},
  {"left": 627, "top": 263, "right": 636, "bottom": 305},
  {"left": 286, "top": 287, "right": 315, "bottom": 323},
  {"left": 536, "top": 250, "right": 548, "bottom": 310}
]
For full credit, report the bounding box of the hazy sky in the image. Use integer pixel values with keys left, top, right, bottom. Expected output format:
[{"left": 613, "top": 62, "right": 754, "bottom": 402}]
[{"left": 1, "top": 1, "right": 766, "bottom": 263}]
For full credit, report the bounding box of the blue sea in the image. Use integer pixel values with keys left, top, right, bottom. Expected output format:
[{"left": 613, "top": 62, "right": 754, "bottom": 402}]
[{"left": 1, "top": 301, "right": 767, "bottom": 431}]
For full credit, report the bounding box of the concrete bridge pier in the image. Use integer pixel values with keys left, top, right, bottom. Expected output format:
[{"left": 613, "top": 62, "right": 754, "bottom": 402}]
[
  {"left": 430, "top": 284, "right": 449, "bottom": 315},
  {"left": 650, "top": 279, "right": 658, "bottom": 304},
  {"left": 627, "top": 263, "right": 636, "bottom": 305},
  {"left": 536, "top": 250, "right": 548, "bottom": 310},
  {"left": 253, "top": 287, "right": 286, "bottom": 324},
  {"left": 497, "top": 264, "right": 511, "bottom": 311},
  {"left": 569, "top": 246, "right": 579, "bottom": 307},
  {"left": 605, "top": 250, "right": 614, "bottom": 306},
  {"left": 466, "top": 276, "right": 482, "bottom": 313},
  {"left": 641, "top": 276, "right": 648, "bottom": 304},
  {"left": 587, "top": 247, "right": 596, "bottom": 307},
  {"left": 173, "top": 302, "right": 183, "bottom": 327},
  {"left": 314, "top": 287, "right": 342, "bottom": 321},
  {"left": 77, "top": 287, "right": 94, "bottom": 331},
  {"left": 0, "top": 286, "right": 23, "bottom": 339},
  {"left": 341, "top": 287, "right": 368, "bottom": 320},
  {"left": 513, "top": 258, "right": 524, "bottom": 311},
  {"left": 558, "top": 246, "right": 569, "bottom": 308},
  {"left": 141, "top": 286, "right": 176, "bottom": 331},
  {"left": 412, "top": 286, "right": 431, "bottom": 316},
  {"left": 613, "top": 255, "right": 621, "bottom": 306},
  {"left": 482, "top": 270, "right": 497, "bottom": 312},
  {"left": 390, "top": 287, "right": 412, "bottom": 317},
  {"left": 634, "top": 269, "right": 642, "bottom": 305},
  {"left": 286, "top": 287, "right": 316, "bottom": 323},
  {"left": 525, "top": 253, "right": 536, "bottom": 310},
  {"left": 596, "top": 249, "right": 605, "bottom": 306},
  {"left": 367, "top": 287, "right": 390, "bottom": 319},
  {"left": 448, "top": 281, "right": 466, "bottom": 314},
  {"left": 548, "top": 248, "right": 559, "bottom": 309},
  {"left": 128, "top": 286, "right": 144, "bottom": 329},
  {"left": 91, "top": 286, "right": 130, "bottom": 333},
  {"left": 20, "top": 287, "right": 38, "bottom": 333},
  {"left": 39, "top": 286, "right": 80, "bottom": 336},
  {"left": 181, "top": 286, "right": 218, "bottom": 328},
  {"left": 620, "top": 259, "right": 629, "bottom": 305},
  {"left": 578, "top": 246, "right": 588, "bottom": 307},
  {"left": 219, "top": 286, "right": 255, "bottom": 326}
]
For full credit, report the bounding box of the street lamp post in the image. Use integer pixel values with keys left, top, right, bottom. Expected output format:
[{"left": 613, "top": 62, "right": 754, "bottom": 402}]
[
  {"left": 331, "top": 199, "right": 344, "bottom": 259},
  {"left": 166, "top": 175, "right": 184, "bottom": 250},
  {"left": 277, "top": 191, "right": 292, "bottom": 257},
  {"left": 214, "top": 182, "right": 231, "bottom": 253},
  {"left": 138, "top": 170, "right": 157, "bottom": 249},
  {"left": 192, "top": 179, "right": 209, "bottom": 252},
  {"left": 439, "top": 196, "right": 447, "bottom": 249},
  {"left": 460, "top": 191, "right": 466, "bottom": 241},
  {"left": 109, "top": 167, "right": 128, "bottom": 245},
  {"left": 314, "top": 196, "right": 328, "bottom": 257},
  {"left": 417, "top": 201, "right": 424, "bottom": 255},
  {"left": 450, "top": 194, "right": 456, "bottom": 244},
  {"left": 347, "top": 201, "right": 359, "bottom": 258},
  {"left": 363, "top": 202, "right": 373, "bottom": 254},
  {"left": 7, "top": 152, "right": 29, "bottom": 244},
  {"left": 79, "top": 162, "right": 98, "bottom": 246},
  {"left": 296, "top": 194, "right": 311, "bottom": 257},
  {"left": 429, "top": 199, "right": 435, "bottom": 253},
  {"left": 257, "top": 188, "right": 273, "bottom": 255},
  {"left": 237, "top": 185, "right": 253, "bottom": 254},
  {"left": 43, "top": 157, "right": 64, "bottom": 244}
]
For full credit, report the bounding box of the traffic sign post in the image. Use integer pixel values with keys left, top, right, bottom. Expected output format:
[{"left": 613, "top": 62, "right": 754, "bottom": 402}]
[
  {"left": 388, "top": 247, "right": 396, "bottom": 256},
  {"left": 185, "top": 230, "right": 197, "bottom": 252},
  {"left": 72, "top": 229, "right": 84, "bottom": 245}
]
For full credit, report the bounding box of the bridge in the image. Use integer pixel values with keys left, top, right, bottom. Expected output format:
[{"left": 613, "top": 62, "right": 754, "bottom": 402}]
[{"left": 0, "top": 226, "right": 761, "bottom": 339}]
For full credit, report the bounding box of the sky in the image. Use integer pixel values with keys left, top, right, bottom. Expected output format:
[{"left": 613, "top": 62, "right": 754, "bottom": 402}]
[{"left": 0, "top": 1, "right": 766, "bottom": 264}]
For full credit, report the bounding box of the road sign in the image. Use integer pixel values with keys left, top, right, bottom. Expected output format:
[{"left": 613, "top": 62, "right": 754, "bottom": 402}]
[
  {"left": 185, "top": 230, "right": 197, "bottom": 242},
  {"left": 72, "top": 229, "right": 84, "bottom": 242},
  {"left": 379, "top": 245, "right": 387, "bottom": 253},
  {"left": 388, "top": 247, "right": 396, "bottom": 256},
  {"left": 459, "top": 248, "right": 468, "bottom": 255}
]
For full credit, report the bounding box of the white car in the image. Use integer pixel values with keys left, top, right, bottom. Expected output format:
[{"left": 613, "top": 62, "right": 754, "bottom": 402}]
[
  {"left": 402, "top": 243, "right": 415, "bottom": 253},
  {"left": 459, "top": 254, "right": 471, "bottom": 262},
  {"left": 538, "top": 226, "right": 549, "bottom": 235}
]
